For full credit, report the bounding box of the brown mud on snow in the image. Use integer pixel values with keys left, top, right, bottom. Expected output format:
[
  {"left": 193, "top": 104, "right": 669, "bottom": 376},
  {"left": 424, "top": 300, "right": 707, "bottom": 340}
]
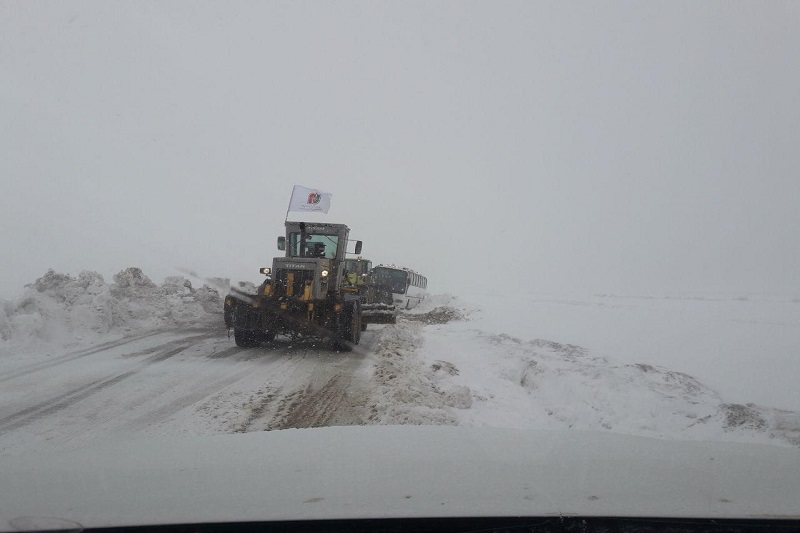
[{"left": 403, "top": 306, "right": 465, "bottom": 325}]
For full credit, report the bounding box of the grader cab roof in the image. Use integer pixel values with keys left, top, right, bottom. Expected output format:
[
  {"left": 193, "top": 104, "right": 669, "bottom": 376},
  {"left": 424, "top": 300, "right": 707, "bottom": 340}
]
[{"left": 285, "top": 221, "right": 350, "bottom": 235}]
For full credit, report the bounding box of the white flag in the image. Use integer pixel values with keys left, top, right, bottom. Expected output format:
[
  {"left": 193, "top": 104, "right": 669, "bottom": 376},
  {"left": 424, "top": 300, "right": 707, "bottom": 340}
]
[{"left": 287, "top": 185, "right": 332, "bottom": 214}]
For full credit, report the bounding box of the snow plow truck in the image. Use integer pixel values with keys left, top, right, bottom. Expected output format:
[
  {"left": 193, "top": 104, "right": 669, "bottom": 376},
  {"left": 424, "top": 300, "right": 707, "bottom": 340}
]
[{"left": 224, "top": 221, "right": 364, "bottom": 350}]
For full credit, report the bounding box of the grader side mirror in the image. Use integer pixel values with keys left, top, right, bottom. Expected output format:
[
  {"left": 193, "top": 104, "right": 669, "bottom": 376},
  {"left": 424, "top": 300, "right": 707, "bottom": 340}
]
[
  {"left": 354, "top": 240, "right": 362, "bottom": 255},
  {"left": 277, "top": 236, "right": 286, "bottom": 251}
]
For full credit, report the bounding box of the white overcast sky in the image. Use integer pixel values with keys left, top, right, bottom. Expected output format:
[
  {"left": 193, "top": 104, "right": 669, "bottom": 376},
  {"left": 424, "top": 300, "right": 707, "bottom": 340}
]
[{"left": 1, "top": 1, "right": 799, "bottom": 298}]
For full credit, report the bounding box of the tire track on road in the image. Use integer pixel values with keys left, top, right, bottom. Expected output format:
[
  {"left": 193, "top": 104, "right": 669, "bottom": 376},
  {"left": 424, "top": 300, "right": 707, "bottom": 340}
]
[
  {"left": 0, "top": 326, "right": 379, "bottom": 453},
  {"left": 268, "top": 341, "right": 374, "bottom": 430},
  {"left": 120, "top": 366, "right": 259, "bottom": 433},
  {"left": 0, "top": 371, "right": 138, "bottom": 435},
  {"left": 0, "top": 336, "right": 209, "bottom": 436},
  {"left": 0, "top": 330, "right": 164, "bottom": 384},
  {"left": 279, "top": 375, "right": 352, "bottom": 429},
  {"left": 1, "top": 326, "right": 223, "bottom": 385}
]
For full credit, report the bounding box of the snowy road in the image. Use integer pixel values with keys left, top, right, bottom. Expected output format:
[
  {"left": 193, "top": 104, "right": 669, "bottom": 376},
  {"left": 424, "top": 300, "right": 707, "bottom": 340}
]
[
  {"left": 0, "top": 319, "right": 379, "bottom": 456},
  {"left": 2, "top": 268, "right": 799, "bottom": 456}
]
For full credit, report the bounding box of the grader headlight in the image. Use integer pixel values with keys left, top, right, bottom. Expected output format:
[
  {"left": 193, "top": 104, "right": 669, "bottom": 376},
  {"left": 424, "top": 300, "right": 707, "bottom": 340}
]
[{"left": 321, "top": 270, "right": 329, "bottom": 278}]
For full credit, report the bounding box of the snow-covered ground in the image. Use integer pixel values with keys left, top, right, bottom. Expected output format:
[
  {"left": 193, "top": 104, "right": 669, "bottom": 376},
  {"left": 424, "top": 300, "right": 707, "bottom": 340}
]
[
  {"left": 457, "top": 291, "right": 800, "bottom": 413},
  {"left": 399, "top": 295, "right": 800, "bottom": 447},
  {"left": 1, "top": 269, "right": 798, "bottom": 454},
  {"left": 366, "top": 295, "right": 800, "bottom": 445}
]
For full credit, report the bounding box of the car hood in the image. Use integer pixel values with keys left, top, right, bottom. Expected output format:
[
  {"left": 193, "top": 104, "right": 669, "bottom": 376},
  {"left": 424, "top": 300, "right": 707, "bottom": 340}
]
[{"left": 1, "top": 426, "right": 798, "bottom": 530}]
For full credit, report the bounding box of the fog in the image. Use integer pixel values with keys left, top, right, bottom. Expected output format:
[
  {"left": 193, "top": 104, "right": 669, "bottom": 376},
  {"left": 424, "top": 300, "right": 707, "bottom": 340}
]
[{"left": 2, "top": 2, "right": 799, "bottom": 298}]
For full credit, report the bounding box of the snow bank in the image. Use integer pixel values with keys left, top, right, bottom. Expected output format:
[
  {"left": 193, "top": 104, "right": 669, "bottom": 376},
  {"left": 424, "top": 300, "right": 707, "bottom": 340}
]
[
  {"left": 0, "top": 268, "right": 222, "bottom": 355},
  {"left": 364, "top": 297, "right": 474, "bottom": 426},
  {"left": 366, "top": 320, "right": 457, "bottom": 426},
  {"left": 441, "top": 329, "right": 799, "bottom": 446},
  {"left": 368, "top": 294, "right": 800, "bottom": 447},
  {"left": 458, "top": 291, "right": 800, "bottom": 412}
]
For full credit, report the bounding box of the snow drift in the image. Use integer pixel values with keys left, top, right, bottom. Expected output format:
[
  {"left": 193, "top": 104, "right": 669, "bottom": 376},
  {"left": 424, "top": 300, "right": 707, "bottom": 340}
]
[
  {"left": 0, "top": 268, "right": 221, "bottom": 354},
  {"left": 365, "top": 295, "right": 800, "bottom": 447}
]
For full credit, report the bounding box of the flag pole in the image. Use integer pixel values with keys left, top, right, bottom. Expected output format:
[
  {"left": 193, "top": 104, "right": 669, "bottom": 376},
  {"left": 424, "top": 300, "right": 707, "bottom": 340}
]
[{"left": 285, "top": 185, "right": 296, "bottom": 222}]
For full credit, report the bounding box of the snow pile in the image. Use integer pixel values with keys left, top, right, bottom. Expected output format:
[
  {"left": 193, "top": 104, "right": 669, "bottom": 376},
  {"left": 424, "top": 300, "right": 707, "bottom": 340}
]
[
  {"left": 443, "top": 331, "right": 799, "bottom": 446},
  {"left": 458, "top": 291, "right": 800, "bottom": 413},
  {"left": 109, "top": 268, "right": 220, "bottom": 327},
  {"left": 369, "top": 294, "right": 800, "bottom": 447},
  {"left": 0, "top": 268, "right": 222, "bottom": 354},
  {"left": 404, "top": 294, "right": 469, "bottom": 317},
  {"left": 366, "top": 319, "right": 459, "bottom": 426},
  {"left": 365, "top": 298, "right": 473, "bottom": 426},
  {"left": 404, "top": 306, "right": 466, "bottom": 325},
  {"left": 0, "top": 270, "right": 113, "bottom": 348}
]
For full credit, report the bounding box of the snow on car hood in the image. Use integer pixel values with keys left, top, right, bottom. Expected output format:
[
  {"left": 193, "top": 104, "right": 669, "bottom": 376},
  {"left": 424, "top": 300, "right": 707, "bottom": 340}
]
[{"left": 1, "top": 425, "right": 798, "bottom": 530}]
